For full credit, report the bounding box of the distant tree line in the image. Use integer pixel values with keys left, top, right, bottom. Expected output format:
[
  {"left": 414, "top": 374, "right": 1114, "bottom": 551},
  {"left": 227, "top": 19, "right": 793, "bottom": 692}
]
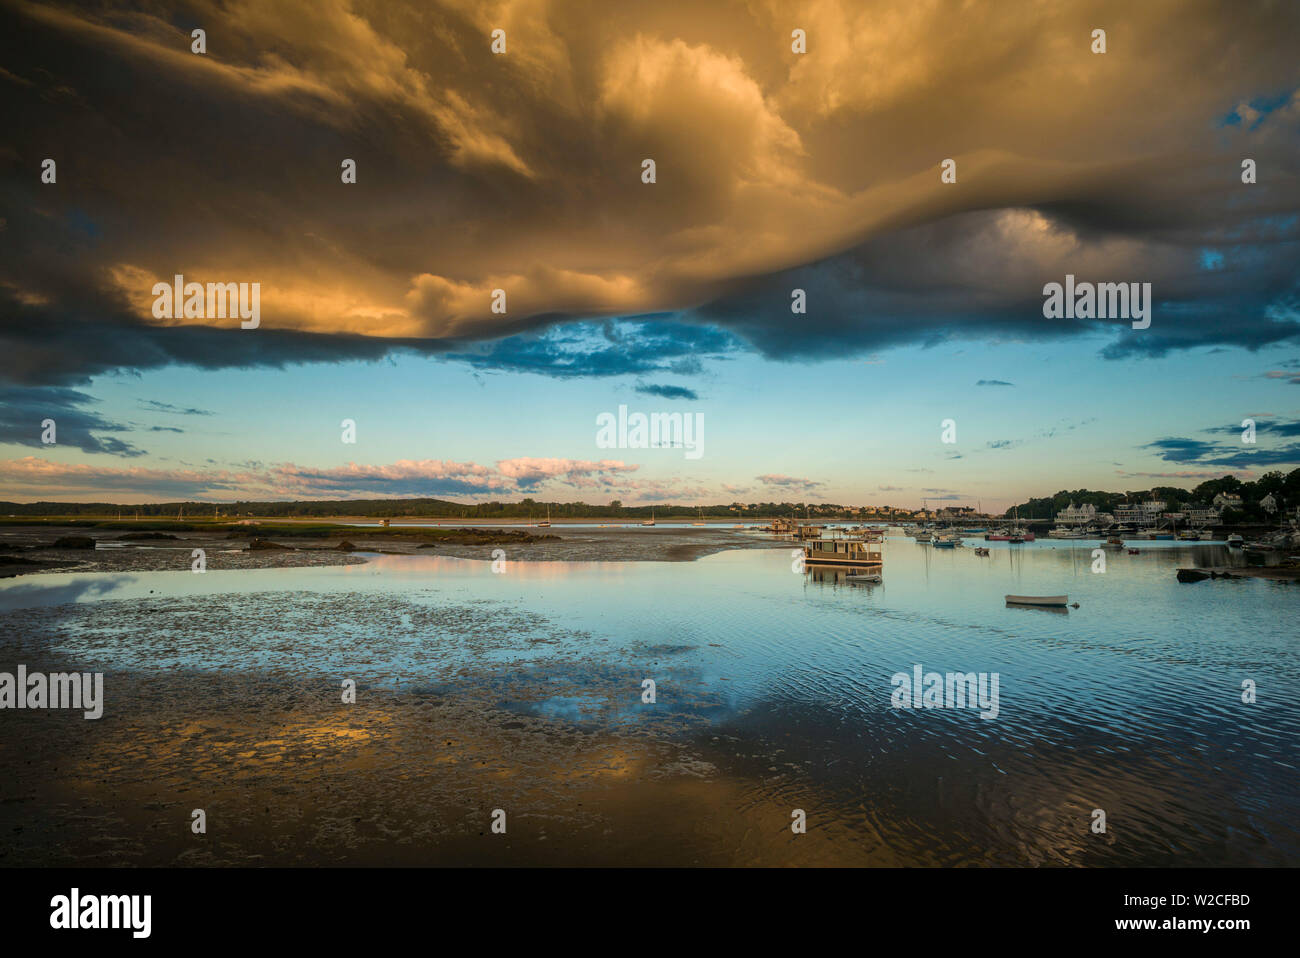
[
  {"left": 5, "top": 468, "right": 1297, "bottom": 520},
  {"left": 1004, "top": 468, "right": 1300, "bottom": 522}
]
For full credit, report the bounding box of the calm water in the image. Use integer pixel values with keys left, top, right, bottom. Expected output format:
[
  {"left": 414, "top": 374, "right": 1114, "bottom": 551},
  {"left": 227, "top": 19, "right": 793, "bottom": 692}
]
[{"left": 2, "top": 536, "right": 1296, "bottom": 865}]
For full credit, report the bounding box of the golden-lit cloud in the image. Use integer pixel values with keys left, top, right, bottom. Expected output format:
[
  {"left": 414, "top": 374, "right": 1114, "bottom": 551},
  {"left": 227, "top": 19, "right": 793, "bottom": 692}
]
[{"left": 2, "top": 0, "right": 1298, "bottom": 375}]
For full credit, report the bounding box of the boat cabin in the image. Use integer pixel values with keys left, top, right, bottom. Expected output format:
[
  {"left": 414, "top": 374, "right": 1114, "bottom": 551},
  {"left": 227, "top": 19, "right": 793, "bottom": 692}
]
[{"left": 803, "top": 537, "right": 883, "bottom": 567}]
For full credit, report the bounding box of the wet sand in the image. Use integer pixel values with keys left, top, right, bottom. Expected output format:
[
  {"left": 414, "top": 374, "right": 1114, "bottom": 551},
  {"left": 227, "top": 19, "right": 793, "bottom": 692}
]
[
  {"left": 1, "top": 676, "right": 863, "bottom": 867},
  {"left": 0, "top": 564, "right": 858, "bottom": 867}
]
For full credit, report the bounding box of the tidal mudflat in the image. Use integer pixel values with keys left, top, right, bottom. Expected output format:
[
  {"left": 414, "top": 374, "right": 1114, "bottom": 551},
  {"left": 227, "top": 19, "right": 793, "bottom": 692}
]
[
  {"left": 0, "top": 524, "right": 777, "bottom": 579},
  {"left": 1, "top": 533, "right": 1296, "bottom": 866}
]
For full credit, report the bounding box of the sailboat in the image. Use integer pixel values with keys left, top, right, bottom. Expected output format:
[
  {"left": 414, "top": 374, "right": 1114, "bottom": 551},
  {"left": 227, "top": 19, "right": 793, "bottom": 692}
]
[
  {"left": 537, "top": 506, "right": 551, "bottom": 528},
  {"left": 641, "top": 510, "right": 655, "bottom": 527},
  {"left": 989, "top": 506, "right": 1034, "bottom": 541},
  {"left": 692, "top": 507, "right": 706, "bottom": 526}
]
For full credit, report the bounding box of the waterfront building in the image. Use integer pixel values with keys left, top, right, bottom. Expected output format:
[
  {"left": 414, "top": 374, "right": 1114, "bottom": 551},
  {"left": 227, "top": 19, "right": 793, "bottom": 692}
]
[{"left": 1055, "top": 502, "right": 1097, "bottom": 525}]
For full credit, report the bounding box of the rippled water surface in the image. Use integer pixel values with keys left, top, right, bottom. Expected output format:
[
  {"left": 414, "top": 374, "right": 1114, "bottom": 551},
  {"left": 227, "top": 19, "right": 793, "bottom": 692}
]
[{"left": 2, "top": 537, "right": 1296, "bottom": 866}]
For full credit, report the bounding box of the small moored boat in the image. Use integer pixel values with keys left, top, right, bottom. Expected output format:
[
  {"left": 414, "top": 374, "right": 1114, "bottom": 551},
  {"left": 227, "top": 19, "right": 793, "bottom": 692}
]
[{"left": 1005, "top": 594, "right": 1069, "bottom": 607}]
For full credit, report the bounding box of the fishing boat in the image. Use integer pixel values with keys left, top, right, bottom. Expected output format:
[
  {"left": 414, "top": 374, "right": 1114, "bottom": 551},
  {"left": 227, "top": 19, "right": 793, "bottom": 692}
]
[
  {"left": 932, "top": 533, "right": 960, "bottom": 549},
  {"left": 1005, "top": 594, "right": 1069, "bottom": 607},
  {"left": 1101, "top": 536, "right": 1125, "bottom": 548},
  {"left": 984, "top": 528, "right": 1010, "bottom": 540},
  {"left": 803, "top": 536, "right": 884, "bottom": 570},
  {"left": 1226, "top": 534, "right": 1244, "bottom": 548},
  {"left": 1047, "top": 526, "right": 1086, "bottom": 539},
  {"left": 641, "top": 510, "right": 655, "bottom": 527}
]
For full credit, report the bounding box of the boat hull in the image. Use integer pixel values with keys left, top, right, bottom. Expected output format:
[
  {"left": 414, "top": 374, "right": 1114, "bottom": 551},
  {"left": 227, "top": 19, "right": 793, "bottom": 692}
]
[
  {"left": 1005, "top": 594, "right": 1068, "bottom": 607},
  {"left": 803, "top": 556, "right": 884, "bottom": 567}
]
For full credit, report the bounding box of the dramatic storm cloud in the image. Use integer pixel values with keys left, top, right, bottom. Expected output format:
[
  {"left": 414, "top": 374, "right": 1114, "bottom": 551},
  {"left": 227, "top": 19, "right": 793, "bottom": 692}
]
[{"left": 2, "top": 0, "right": 1298, "bottom": 389}]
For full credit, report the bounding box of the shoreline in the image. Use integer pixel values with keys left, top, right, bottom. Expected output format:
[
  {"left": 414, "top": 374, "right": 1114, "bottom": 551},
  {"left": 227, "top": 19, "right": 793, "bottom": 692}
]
[{"left": 0, "top": 524, "right": 786, "bottom": 578}]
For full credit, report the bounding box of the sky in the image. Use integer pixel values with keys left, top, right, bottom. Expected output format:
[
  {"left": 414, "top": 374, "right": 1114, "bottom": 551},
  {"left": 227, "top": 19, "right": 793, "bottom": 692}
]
[{"left": 1, "top": 0, "right": 1298, "bottom": 509}]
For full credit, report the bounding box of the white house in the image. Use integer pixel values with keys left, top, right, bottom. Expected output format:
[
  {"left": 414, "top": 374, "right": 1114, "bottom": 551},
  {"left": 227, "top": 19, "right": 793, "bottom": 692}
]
[
  {"left": 1056, "top": 502, "right": 1097, "bottom": 524},
  {"left": 1184, "top": 505, "right": 1221, "bottom": 526}
]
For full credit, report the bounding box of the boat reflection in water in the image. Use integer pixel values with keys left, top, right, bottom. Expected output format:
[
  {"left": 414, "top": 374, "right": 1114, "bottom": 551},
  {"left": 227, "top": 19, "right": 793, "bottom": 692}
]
[{"left": 806, "top": 564, "right": 883, "bottom": 586}]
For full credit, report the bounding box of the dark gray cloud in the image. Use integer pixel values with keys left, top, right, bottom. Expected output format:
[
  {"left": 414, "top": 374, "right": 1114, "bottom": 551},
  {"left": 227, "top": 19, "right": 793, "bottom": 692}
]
[
  {"left": 756, "top": 474, "right": 824, "bottom": 494},
  {"left": 1205, "top": 419, "right": 1300, "bottom": 438},
  {"left": 443, "top": 319, "right": 738, "bottom": 380},
  {"left": 0, "top": 386, "right": 142, "bottom": 456},
  {"left": 139, "top": 400, "right": 214, "bottom": 416},
  {"left": 635, "top": 383, "right": 700, "bottom": 401},
  {"left": 1145, "top": 419, "right": 1300, "bottom": 468}
]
